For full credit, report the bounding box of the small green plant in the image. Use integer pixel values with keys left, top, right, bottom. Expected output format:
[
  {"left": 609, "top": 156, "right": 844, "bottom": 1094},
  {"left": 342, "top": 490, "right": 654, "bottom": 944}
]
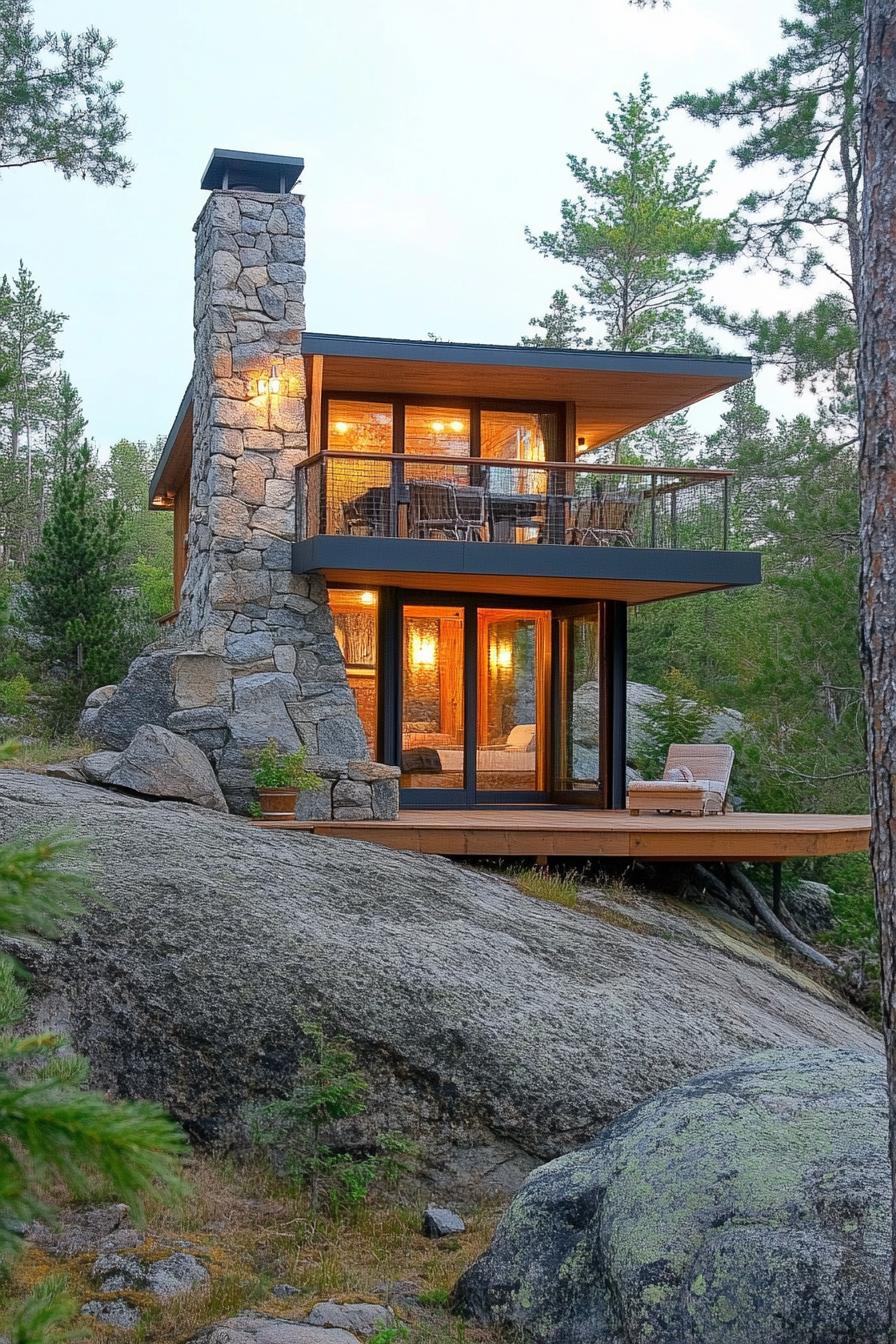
[
  {"left": 246, "top": 1019, "right": 414, "bottom": 1213},
  {"left": 633, "top": 670, "right": 717, "bottom": 780},
  {"left": 418, "top": 1287, "right": 451, "bottom": 1307},
  {"left": 253, "top": 739, "right": 323, "bottom": 792},
  {"left": 0, "top": 673, "right": 30, "bottom": 717},
  {"left": 247, "top": 801, "right": 263, "bottom": 819},
  {"left": 368, "top": 1327, "right": 410, "bottom": 1344},
  {"left": 514, "top": 867, "right": 578, "bottom": 908}
]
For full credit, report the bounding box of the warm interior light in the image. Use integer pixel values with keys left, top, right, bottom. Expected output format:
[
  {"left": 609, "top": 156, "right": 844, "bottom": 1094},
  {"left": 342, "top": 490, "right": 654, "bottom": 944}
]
[
  {"left": 360, "top": 590, "right": 375, "bottom": 606},
  {"left": 431, "top": 421, "right": 445, "bottom": 433},
  {"left": 410, "top": 630, "right": 437, "bottom": 667},
  {"left": 449, "top": 419, "right": 464, "bottom": 432},
  {"left": 334, "top": 421, "right": 350, "bottom": 434},
  {"left": 490, "top": 637, "right": 513, "bottom": 671}
]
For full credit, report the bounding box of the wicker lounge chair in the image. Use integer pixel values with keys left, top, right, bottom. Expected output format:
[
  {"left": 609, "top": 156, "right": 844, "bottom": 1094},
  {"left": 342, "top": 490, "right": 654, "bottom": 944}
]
[{"left": 627, "top": 743, "right": 734, "bottom": 816}]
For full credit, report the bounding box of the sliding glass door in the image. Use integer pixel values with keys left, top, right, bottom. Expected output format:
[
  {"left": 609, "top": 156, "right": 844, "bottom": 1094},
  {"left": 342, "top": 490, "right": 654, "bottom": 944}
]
[
  {"left": 476, "top": 609, "right": 550, "bottom": 796},
  {"left": 553, "top": 606, "right": 606, "bottom": 806},
  {"left": 397, "top": 596, "right": 550, "bottom": 805},
  {"left": 389, "top": 594, "right": 609, "bottom": 808},
  {"left": 399, "top": 603, "right": 466, "bottom": 795}
]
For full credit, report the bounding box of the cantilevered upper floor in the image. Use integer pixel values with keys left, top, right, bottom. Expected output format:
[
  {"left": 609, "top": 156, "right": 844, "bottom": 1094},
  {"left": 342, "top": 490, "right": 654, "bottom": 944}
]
[{"left": 151, "top": 332, "right": 760, "bottom": 608}]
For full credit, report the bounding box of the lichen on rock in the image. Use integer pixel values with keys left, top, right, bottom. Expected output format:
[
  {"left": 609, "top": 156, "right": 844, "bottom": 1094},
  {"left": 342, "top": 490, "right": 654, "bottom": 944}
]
[{"left": 454, "top": 1047, "right": 890, "bottom": 1343}]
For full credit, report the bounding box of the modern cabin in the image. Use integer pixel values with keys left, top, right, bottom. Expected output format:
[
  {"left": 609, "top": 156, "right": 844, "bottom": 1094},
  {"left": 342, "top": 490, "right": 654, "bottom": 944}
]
[
  {"left": 139, "top": 148, "right": 866, "bottom": 864},
  {"left": 152, "top": 332, "right": 758, "bottom": 812}
]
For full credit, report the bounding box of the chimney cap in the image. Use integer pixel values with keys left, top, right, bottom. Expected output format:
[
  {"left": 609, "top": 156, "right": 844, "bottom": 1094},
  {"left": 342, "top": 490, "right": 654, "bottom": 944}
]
[{"left": 200, "top": 148, "right": 304, "bottom": 194}]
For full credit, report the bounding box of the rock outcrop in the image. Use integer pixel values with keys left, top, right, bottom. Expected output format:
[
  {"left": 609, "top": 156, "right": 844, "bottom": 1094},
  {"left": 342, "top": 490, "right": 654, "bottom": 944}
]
[
  {"left": 626, "top": 680, "right": 744, "bottom": 756},
  {"left": 101, "top": 724, "right": 228, "bottom": 811},
  {"left": 0, "top": 770, "right": 878, "bottom": 1190},
  {"left": 455, "top": 1048, "right": 889, "bottom": 1344}
]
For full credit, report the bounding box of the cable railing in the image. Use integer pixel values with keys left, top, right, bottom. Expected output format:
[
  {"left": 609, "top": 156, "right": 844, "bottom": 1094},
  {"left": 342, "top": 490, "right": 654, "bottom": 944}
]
[{"left": 296, "top": 451, "right": 733, "bottom": 551}]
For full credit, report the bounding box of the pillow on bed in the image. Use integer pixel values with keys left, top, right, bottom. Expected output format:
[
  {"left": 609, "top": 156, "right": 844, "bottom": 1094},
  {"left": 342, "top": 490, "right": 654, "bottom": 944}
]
[
  {"left": 665, "top": 765, "right": 695, "bottom": 783},
  {"left": 505, "top": 723, "right": 537, "bottom": 752}
]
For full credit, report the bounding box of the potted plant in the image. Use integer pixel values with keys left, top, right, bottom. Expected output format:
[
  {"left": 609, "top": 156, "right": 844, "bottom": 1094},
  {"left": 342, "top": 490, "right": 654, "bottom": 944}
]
[{"left": 253, "top": 739, "right": 323, "bottom": 820}]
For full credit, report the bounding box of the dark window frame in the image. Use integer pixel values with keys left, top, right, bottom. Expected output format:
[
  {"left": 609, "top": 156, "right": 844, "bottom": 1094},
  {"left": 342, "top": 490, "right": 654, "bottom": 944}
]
[{"left": 330, "top": 582, "right": 621, "bottom": 809}]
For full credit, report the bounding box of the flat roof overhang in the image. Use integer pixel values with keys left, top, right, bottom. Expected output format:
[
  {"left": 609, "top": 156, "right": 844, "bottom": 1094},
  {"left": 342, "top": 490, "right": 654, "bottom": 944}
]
[
  {"left": 292, "top": 536, "right": 761, "bottom": 605},
  {"left": 304, "top": 333, "right": 751, "bottom": 450},
  {"left": 150, "top": 336, "right": 752, "bottom": 502}
]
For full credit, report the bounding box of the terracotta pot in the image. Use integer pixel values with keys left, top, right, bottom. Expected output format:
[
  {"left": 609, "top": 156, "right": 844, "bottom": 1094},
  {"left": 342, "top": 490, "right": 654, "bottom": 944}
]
[{"left": 257, "top": 787, "right": 299, "bottom": 820}]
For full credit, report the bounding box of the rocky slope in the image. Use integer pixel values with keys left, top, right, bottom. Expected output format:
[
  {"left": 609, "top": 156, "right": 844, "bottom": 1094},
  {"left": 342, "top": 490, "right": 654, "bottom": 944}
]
[{"left": 0, "top": 769, "right": 878, "bottom": 1190}]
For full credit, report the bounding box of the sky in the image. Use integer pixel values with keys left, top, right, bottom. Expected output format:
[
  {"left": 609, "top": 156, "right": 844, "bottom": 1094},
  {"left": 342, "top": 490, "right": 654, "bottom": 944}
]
[{"left": 3, "top": 0, "right": 815, "bottom": 452}]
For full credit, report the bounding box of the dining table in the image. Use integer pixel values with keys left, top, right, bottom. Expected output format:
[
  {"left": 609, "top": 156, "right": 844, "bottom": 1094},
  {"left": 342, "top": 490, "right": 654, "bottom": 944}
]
[{"left": 344, "top": 482, "right": 576, "bottom": 544}]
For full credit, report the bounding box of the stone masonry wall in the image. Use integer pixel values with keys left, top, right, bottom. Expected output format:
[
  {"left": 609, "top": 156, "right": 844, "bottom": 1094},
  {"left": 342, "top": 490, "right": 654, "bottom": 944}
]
[{"left": 86, "top": 185, "right": 400, "bottom": 820}]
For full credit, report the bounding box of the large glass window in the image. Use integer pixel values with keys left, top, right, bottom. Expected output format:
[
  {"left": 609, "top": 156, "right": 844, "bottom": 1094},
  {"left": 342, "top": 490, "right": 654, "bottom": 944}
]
[
  {"left": 476, "top": 609, "right": 549, "bottom": 793},
  {"left": 400, "top": 604, "right": 465, "bottom": 790},
  {"left": 404, "top": 406, "right": 471, "bottom": 485},
  {"left": 480, "top": 410, "right": 558, "bottom": 464},
  {"left": 327, "top": 400, "right": 393, "bottom": 536},
  {"left": 330, "top": 588, "right": 379, "bottom": 756},
  {"left": 327, "top": 399, "right": 393, "bottom": 453},
  {"left": 555, "top": 610, "right": 602, "bottom": 795}
]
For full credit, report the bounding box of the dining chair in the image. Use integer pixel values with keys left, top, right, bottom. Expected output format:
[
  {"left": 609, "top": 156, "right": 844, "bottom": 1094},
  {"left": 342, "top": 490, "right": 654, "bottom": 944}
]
[{"left": 565, "top": 497, "right": 637, "bottom": 546}]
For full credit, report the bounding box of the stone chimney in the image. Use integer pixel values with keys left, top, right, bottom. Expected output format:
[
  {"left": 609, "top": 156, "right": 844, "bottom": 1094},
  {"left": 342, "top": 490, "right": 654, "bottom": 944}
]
[
  {"left": 86, "top": 150, "right": 400, "bottom": 821},
  {"left": 180, "top": 149, "right": 308, "bottom": 641}
]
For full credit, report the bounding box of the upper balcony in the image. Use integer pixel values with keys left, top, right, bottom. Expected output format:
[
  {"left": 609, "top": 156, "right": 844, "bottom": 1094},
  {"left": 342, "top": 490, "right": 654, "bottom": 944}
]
[{"left": 292, "top": 450, "right": 761, "bottom": 604}]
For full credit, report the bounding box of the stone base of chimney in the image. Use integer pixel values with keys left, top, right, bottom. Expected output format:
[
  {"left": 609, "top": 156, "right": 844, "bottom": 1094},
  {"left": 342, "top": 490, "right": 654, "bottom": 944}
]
[{"left": 83, "top": 616, "right": 400, "bottom": 821}]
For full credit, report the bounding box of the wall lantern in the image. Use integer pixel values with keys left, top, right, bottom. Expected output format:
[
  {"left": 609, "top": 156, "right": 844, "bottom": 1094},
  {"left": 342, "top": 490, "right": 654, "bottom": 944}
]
[
  {"left": 410, "top": 629, "right": 437, "bottom": 668},
  {"left": 258, "top": 363, "right": 283, "bottom": 395},
  {"left": 489, "top": 637, "right": 513, "bottom": 672}
]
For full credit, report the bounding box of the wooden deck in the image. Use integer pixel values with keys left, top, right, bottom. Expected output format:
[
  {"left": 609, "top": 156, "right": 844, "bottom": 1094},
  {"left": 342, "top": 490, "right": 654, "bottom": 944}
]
[{"left": 251, "top": 808, "right": 870, "bottom": 863}]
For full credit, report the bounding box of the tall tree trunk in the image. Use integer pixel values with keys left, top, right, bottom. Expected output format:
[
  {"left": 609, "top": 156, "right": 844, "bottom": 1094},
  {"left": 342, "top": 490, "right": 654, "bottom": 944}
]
[{"left": 858, "top": 2, "right": 896, "bottom": 1327}]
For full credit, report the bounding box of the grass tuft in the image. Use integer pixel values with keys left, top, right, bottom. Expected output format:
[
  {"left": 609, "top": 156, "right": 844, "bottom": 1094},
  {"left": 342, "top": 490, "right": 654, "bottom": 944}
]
[{"left": 513, "top": 867, "right": 579, "bottom": 908}]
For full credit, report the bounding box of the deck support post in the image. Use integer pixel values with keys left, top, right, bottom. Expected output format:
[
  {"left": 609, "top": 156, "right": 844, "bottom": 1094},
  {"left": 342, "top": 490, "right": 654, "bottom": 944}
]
[{"left": 771, "top": 862, "right": 783, "bottom": 916}]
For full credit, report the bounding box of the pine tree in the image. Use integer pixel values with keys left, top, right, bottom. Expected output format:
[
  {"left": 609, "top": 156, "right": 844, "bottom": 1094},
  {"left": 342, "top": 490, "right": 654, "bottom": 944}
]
[
  {"left": 0, "top": 0, "right": 132, "bottom": 184},
  {"left": 22, "top": 417, "right": 129, "bottom": 729},
  {"left": 0, "top": 741, "right": 184, "bottom": 1341},
  {"left": 525, "top": 75, "right": 734, "bottom": 352},
  {"left": 0, "top": 265, "right": 65, "bottom": 564},
  {"left": 675, "top": 0, "right": 862, "bottom": 406},
  {"left": 520, "top": 290, "right": 593, "bottom": 348},
  {"left": 104, "top": 436, "right": 173, "bottom": 621}
]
